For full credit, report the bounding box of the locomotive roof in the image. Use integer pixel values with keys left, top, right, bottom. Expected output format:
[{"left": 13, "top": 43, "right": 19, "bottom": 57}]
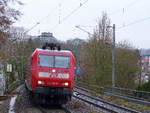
[{"left": 31, "top": 48, "right": 72, "bottom": 56}]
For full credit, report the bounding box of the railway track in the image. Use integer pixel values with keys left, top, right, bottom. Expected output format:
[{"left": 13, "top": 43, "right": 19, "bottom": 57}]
[
  {"left": 104, "top": 92, "right": 150, "bottom": 106},
  {"left": 75, "top": 85, "right": 150, "bottom": 106},
  {"left": 73, "top": 90, "right": 141, "bottom": 113},
  {"left": 38, "top": 105, "right": 72, "bottom": 113}
]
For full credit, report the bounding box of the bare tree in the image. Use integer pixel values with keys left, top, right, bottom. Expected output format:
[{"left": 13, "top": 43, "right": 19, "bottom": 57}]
[
  {"left": 79, "top": 13, "right": 112, "bottom": 86},
  {"left": 0, "top": 0, "right": 22, "bottom": 43}
]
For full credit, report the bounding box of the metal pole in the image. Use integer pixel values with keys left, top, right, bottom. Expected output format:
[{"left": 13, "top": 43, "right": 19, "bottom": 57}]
[
  {"left": 112, "top": 24, "right": 116, "bottom": 87},
  {"left": 139, "top": 55, "right": 142, "bottom": 86}
]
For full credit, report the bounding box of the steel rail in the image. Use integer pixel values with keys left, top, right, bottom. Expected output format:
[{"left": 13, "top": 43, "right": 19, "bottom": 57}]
[
  {"left": 75, "top": 85, "right": 150, "bottom": 106},
  {"left": 61, "top": 105, "right": 72, "bottom": 113},
  {"left": 73, "top": 91, "right": 141, "bottom": 113},
  {"left": 38, "top": 106, "right": 47, "bottom": 113},
  {"left": 104, "top": 92, "right": 150, "bottom": 106}
]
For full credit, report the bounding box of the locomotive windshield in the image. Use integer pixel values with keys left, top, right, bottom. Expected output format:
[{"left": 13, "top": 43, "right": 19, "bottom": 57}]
[
  {"left": 55, "top": 56, "right": 70, "bottom": 68},
  {"left": 39, "top": 54, "right": 70, "bottom": 68},
  {"left": 39, "top": 55, "right": 53, "bottom": 67}
]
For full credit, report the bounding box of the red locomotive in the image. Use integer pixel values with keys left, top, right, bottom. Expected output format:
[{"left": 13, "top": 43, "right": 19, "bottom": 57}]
[{"left": 25, "top": 43, "right": 75, "bottom": 105}]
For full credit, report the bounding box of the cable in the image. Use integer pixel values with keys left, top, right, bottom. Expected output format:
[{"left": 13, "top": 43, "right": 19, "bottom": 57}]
[
  {"left": 24, "top": 22, "right": 40, "bottom": 34},
  {"left": 109, "top": 0, "right": 142, "bottom": 16},
  {"left": 24, "top": 4, "right": 60, "bottom": 34},
  {"left": 117, "top": 16, "right": 150, "bottom": 29},
  {"left": 51, "top": 0, "right": 89, "bottom": 30},
  {"left": 61, "top": 0, "right": 89, "bottom": 23},
  {"left": 24, "top": 0, "right": 66, "bottom": 34},
  {"left": 76, "top": 25, "right": 94, "bottom": 28},
  {"left": 74, "top": 0, "right": 143, "bottom": 33},
  {"left": 125, "top": 0, "right": 141, "bottom": 8},
  {"left": 39, "top": 5, "right": 59, "bottom": 23},
  {"left": 75, "top": 25, "right": 92, "bottom": 35}
]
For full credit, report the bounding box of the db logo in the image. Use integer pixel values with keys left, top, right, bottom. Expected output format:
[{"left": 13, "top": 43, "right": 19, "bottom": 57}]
[{"left": 50, "top": 74, "right": 56, "bottom": 78}]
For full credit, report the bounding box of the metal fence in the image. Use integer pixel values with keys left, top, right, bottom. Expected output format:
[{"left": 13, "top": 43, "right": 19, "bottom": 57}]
[
  {"left": 104, "top": 86, "right": 150, "bottom": 101},
  {"left": 75, "top": 81, "right": 150, "bottom": 101}
]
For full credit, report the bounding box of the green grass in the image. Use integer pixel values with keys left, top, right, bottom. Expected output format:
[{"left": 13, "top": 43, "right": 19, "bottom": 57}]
[{"left": 102, "top": 95, "right": 150, "bottom": 111}]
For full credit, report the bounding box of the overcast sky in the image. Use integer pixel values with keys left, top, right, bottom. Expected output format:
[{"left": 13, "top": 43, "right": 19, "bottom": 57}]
[{"left": 13, "top": 0, "right": 150, "bottom": 49}]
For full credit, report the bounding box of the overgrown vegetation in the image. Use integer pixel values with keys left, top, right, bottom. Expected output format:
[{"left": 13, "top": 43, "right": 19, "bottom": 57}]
[
  {"left": 137, "top": 82, "right": 150, "bottom": 92},
  {"left": 116, "top": 42, "right": 139, "bottom": 88},
  {"left": 0, "top": 0, "right": 22, "bottom": 91},
  {"left": 103, "top": 95, "right": 150, "bottom": 111},
  {"left": 78, "top": 13, "right": 139, "bottom": 88}
]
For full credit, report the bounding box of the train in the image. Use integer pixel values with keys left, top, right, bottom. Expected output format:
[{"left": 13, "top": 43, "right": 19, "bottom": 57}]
[{"left": 25, "top": 43, "right": 75, "bottom": 105}]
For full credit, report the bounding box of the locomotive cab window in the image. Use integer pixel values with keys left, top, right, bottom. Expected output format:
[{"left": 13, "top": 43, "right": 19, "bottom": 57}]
[
  {"left": 55, "top": 56, "right": 70, "bottom": 68},
  {"left": 39, "top": 54, "right": 70, "bottom": 68},
  {"left": 39, "top": 55, "right": 53, "bottom": 67}
]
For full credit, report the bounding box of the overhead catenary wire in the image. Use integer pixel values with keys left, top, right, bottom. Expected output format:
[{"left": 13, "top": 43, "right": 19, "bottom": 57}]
[
  {"left": 61, "top": 0, "right": 89, "bottom": 23},
  {"left": 25, "top": 0, "right": 146, "bottom": 35},
  {"left": 24, "top": 22, "right": 40, "bottom": 34},
  {"left": 37, "top": 0, "right": 65, "bottom": 24},
  {"left": 109, "top": 0, "right": 142, "bottom": 16},
  {"left": 39, "top": 7, "right": 57, "bottom": 23},
  {"left": 24, "top": 10, "right": 57, "bottom": 34},
  {"left": 117, "top": 16, "right": 150, "bottom": 30},
  {"left": 75, "top": 25, "right": 92, "bottom": 35},
  {"left": 24, "top": 1, "right": 64, "bottom": 34},
  {"left": 76, "top": 0, "right": 143, "bottom": 32},
  {"left": 50, "top": 0, "right": 89, "bottom": 30}
]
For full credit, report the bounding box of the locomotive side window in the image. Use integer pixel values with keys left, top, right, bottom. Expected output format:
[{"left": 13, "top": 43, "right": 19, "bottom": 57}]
[
  {"left": 55, "top": 56, "right": 70, "bottom": 68},
  {"left": 39, "top": 55, "right": 53, "bottom": 67}
]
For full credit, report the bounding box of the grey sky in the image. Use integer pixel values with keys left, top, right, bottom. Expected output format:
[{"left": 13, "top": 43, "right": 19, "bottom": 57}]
[{"left": 13, "top": 0, "right": 150, "bottom": 49}]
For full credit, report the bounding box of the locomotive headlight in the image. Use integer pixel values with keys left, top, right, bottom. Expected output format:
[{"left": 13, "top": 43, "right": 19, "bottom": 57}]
[
  {"left": 38, "top": 80, "right": 45, "bottom": 85},
  {"left": 39, "top": 72, "right": 50, "bottom": 77},
  {"left": 64, "top": 82, "right": 69, "bottom": 86},
  {"left": 62, "top": 82, "right": 69, "bottom": 86},
  {"left": 57, "top": 73, "right": 69, "bottom": 78}
]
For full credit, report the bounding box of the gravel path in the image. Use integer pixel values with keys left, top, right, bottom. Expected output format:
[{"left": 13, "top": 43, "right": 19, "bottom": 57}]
[
  {"left": 0, "top": 98, "right": 11, "bottom": 113},
  {"left": 14, "top": 84, "right": 35, "bottom": 113}
]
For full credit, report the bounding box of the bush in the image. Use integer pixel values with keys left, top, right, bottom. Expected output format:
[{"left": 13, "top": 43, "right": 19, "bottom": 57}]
[{"left": 137, "top": 82, "right": 150, "bottom": 92}]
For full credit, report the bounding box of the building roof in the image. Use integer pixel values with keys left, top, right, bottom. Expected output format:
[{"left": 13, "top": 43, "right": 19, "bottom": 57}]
[{"left": 140, "top": 49, "right": 150, "bottom": 56}]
